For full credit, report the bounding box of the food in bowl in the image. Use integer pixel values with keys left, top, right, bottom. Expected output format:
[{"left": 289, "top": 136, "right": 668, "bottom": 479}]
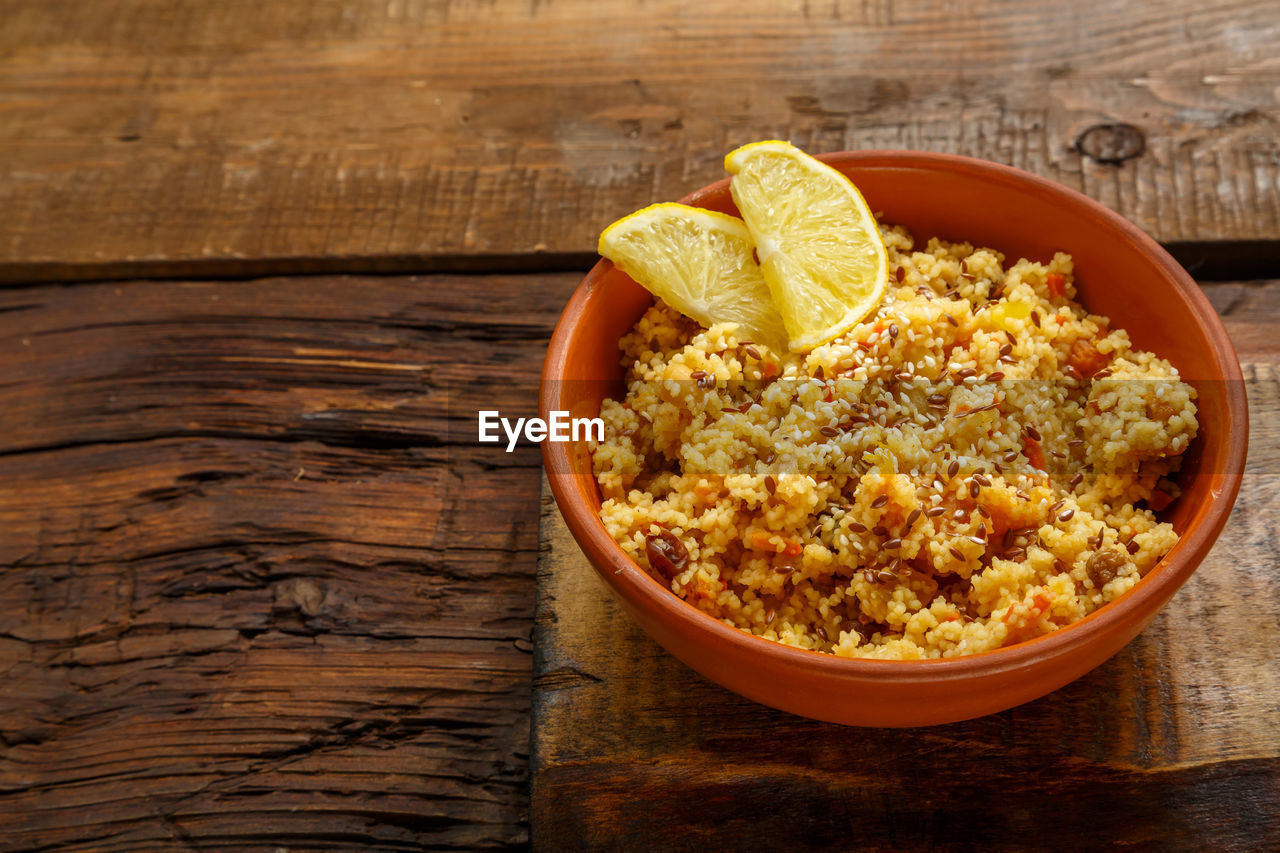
[{"left": 589, "top": 142, "right": 1198, "bottom": 661}]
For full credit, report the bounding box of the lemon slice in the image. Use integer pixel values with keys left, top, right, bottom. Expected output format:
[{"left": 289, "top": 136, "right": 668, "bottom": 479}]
[
  {"left": 598, "top": 202, "right": 789, "bottom": 352},
  {"left": 725, "top": 140, "right": 889, "bottom": 351}
]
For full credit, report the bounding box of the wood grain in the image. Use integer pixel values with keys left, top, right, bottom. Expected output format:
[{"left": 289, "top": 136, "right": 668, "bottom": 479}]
[
  {"left": 531, "top": 280, "right": 1280, "bottom": 852},
  {"left": 2, "top": 0, "right": 1280, "bottom": 279},
  {"left": 0, "top": 272, "right": 579, "bottom": 851}
]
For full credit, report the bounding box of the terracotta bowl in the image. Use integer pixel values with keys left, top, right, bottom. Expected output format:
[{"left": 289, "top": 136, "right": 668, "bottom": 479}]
[{"left": 540, "top": 151, "right": 1248, "bottom": 727}]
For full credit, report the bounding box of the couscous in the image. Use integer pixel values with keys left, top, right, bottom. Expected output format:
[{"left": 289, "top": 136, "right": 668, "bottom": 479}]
[{"left": 591, "top": 224, "right": 1197, "bottom": 659}]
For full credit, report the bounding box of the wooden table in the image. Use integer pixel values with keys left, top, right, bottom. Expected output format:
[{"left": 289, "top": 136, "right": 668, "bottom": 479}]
[{"left": 1, "top": 2, "right": 1277, "bottom": 849}]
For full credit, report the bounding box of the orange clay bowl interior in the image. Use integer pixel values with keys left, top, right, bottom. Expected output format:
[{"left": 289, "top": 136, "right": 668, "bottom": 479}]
[{"left": 540, "top": 150, "right": 1248, "bottom": 727}]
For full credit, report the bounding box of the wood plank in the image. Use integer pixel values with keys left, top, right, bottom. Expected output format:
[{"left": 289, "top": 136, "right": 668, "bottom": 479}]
[
  {"left": 531, "top": 280, "right": 1280, "bottom": 851},
  {"left": 0, "top": 273, "right": 576, "bottom": 850},
  {"left": 3, "top": 0, "right": 1280, "bottom": 278}
]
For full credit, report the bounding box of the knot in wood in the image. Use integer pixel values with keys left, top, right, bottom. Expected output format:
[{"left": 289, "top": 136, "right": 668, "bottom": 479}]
[{"left": 1075, "top": 123, "right": 1146, "bottom": 165}]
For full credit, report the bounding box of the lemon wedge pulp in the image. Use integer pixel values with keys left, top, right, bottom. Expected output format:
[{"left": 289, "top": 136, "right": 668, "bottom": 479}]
[
  {"left": 725, "top": 140, "right": 889, "bottom": 351},
  {"left": 597, "top": 202, "right": 788, "bottom": 352}
]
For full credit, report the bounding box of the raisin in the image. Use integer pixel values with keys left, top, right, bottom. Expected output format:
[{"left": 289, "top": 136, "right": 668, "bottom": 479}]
[
  {"left": 644, "top": 529, "right": 689, "bottom": 580},
  {"left": 1086, "top": 548, "right": 1127, "bottom": 589}
]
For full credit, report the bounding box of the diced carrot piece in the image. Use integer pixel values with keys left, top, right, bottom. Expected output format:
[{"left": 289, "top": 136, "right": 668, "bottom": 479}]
[
  {"left": 1147, "top": 488, "right": 1175, "bottom": 512},
  {"left": 1003, "top": 588, "right": 1054, "bottom": 626},
  {"left": 1047, "top": 273, "right": 1066, "bottom": 298},
  {"left": 1023, "top": 435, "right": 1046, "bottom": 471},
  {"left": 749, "top": 530, "right": 803, "bottom": 556}
]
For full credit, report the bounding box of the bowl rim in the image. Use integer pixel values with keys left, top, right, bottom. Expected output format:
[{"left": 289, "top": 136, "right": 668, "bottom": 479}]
[{"left": 540, "top": 149, "right": 1248, "bottom": 683}]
